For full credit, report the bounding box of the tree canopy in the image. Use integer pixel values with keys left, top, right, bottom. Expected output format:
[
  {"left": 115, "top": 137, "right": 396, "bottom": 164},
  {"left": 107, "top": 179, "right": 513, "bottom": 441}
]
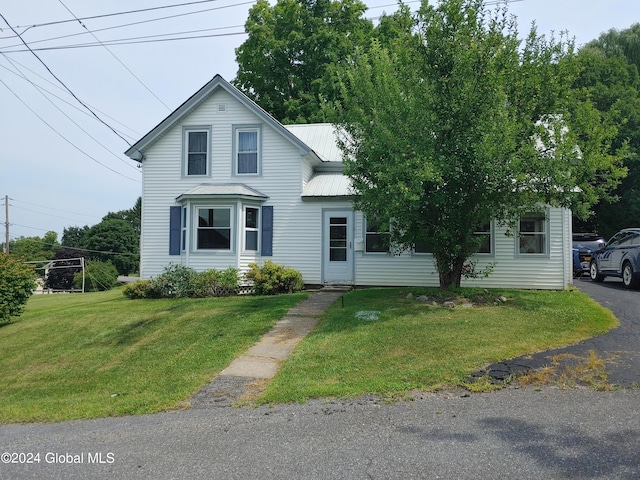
[
  {"left": 233, "top": 0, "right": 373, "bottom": 124},
  {"left": 573, "top": 25, "right": 640, "bottom": 239},
  {"left": 332, "top": 0, "right": 625, "bottom": 288}
]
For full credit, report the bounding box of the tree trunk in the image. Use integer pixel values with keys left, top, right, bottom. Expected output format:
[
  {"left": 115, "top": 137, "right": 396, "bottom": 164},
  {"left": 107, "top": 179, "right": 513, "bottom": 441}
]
[{"left": 436, "top": 256, "right": 466, "bottom": 290}]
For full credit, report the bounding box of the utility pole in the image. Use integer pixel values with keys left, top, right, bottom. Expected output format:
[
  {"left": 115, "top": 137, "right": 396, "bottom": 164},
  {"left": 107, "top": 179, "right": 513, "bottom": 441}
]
[{"left": 4, "top": 195, "right": 8, "bottom": 254}]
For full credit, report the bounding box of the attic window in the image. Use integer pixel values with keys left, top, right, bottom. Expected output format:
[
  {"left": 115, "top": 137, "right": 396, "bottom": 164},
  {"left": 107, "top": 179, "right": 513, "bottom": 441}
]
[{"left": 218, "top": 103, "right": 227, "bottom": 113}]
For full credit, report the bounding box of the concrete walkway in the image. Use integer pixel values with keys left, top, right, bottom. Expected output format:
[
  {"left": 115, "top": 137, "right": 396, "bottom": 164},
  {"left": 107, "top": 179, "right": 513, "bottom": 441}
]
[{"left": 189, "top": 287, "right": 348, "bottom": 408}]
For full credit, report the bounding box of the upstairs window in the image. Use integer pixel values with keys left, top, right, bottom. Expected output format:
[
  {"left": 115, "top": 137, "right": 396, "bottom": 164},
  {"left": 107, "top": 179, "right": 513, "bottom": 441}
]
[
  {"left": 184, "top": 128, "right": 210, "bottom": 176},
  {"left": 519, "top": 213, "right": 547, "bottom": 254},
  {"left": 235, "top": 127, "right": 260, "bottom": 175}
]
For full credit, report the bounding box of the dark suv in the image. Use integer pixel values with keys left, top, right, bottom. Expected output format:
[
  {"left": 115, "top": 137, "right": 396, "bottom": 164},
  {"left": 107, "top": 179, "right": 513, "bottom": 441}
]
[
  {"left": 589, "top": 228, "right": 640, "bottom": 288},
  {"left": 572, "top": 233, "right": 605, "bottom": 276}
]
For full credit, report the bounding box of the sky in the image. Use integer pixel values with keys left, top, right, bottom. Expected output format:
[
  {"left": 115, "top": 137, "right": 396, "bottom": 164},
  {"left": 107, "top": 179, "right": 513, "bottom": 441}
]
[{"left": 1, "top": 0, "right": 639, "bottom": 244}]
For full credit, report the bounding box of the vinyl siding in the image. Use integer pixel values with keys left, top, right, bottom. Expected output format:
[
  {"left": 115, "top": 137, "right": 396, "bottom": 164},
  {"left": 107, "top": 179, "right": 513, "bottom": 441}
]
[{"left": 353, "top": 207, "right": 570, "bottom": 290}]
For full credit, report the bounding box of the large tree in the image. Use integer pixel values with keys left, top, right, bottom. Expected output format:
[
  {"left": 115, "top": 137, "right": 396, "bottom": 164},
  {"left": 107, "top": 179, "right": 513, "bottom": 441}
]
[
  {"left": 234, "top": 0, "right": 373, "bottom": 124},
  {"left": 573, "top": 26, "right": 640, "bottom": 239},
  {"left": 332, "top": 0, "right": 625, "bottom": 289}
]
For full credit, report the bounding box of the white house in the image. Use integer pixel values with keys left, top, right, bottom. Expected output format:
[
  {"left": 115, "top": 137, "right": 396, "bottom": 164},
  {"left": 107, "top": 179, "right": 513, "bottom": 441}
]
[{"left": 125, "top": 75, "right": 574, "bottom": 289}]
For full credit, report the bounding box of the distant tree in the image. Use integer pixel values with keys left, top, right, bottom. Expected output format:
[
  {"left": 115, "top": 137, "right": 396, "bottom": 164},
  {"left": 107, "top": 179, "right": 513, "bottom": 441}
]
[
  {"left": 45, "top": 247, "right": 84, "bottom": 291},
  {"left": 83, "top": 219, "right": 139, "bottom": 275},
  {"left": 0, "top": 253, "right": 35, "bottom": 322},
  {"left": 9, "top": 231, "right": 59, "bottom": 261},
  {"left": 332, "top": 0, "right": 625, "bottom": 289},
  {"left": 101, "top": 197, "right": 141, "bottom": 236},
  {"left": 61, "top": 225, "right": 89, "bottom": 249},
  {"left": 234, "top": 0, "right": 373, "bottom": 124},
  {"left": 573, "top": 27, "right": 640, "bottom": 238}
]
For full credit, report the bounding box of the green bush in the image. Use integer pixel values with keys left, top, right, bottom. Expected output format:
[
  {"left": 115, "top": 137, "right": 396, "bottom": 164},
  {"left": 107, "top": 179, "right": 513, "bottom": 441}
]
[
  {"left": 245, "top": 261, "right": 304, "bottom": 295},
  {"left": 191, "top": 267, "right": 239, "bottom": 297},
  {"left": 74, "top": 260, "right": 118, "bottom": 292},
  {"left": 0, "top": 253, "right": 36, "bottom": 323},
  {"left": 146, "top": 264, "right": 197, "bottom": 298},
  {"left": 122, "top": 280, "right": 151, "bottom": 299}
]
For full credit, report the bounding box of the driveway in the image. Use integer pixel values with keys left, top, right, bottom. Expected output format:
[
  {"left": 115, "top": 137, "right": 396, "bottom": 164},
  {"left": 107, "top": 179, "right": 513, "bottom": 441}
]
[{"left": 481, "top": 275, "right": 640, "bottom": 386}]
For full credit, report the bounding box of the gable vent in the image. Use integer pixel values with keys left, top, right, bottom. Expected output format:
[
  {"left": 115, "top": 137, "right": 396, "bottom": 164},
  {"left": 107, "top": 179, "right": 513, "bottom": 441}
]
[{"left": 218, "top": 103, "right": 227, "bottom": 113}]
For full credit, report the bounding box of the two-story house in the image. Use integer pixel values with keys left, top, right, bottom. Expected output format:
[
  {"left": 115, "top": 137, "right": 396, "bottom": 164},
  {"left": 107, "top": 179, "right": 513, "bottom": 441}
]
[{"left": 125, "top": 75, "right": 574, "bottom": 289}]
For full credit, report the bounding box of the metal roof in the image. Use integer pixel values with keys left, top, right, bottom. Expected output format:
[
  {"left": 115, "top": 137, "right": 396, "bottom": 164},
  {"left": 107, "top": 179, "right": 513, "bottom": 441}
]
[
  {"left": 302, "top": 173, "right": 353, "bottom": 197},
  {"left": 176, "top": 183, "right": 268, "bottom": 201},
  {"left": 284, "top": 123, "right": 343, "bottom": 163}
]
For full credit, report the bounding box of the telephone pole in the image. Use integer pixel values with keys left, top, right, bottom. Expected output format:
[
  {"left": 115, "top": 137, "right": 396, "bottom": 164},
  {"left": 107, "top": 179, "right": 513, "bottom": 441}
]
[{"left": 4, "top": 195, "right": 8, "bottom": 254}]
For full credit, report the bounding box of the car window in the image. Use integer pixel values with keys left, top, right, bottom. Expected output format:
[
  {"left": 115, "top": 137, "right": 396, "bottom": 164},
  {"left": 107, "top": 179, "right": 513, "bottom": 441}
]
[
  {"left": 607, "top": 233, "right": 623, "bottom": 247},
  {"left": 631, "top": 233, "right": 640, "bottom": 246},
  {"left": 619, "top": 232, "right": 636, "bottom": 247}
]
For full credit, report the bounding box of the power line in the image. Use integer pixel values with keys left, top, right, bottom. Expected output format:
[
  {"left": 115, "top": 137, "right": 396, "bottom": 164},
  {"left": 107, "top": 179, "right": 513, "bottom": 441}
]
[
  {"left": 57, "top": 0, "right": 172, "bottom": 111},
  {"left": 0, "top": 76, "right": 141, "bottom": 183},
  {"left": 11, "top": 198, "right": 103, "bottom": 220},
  {"left": 0, "top": 13, "right": 134, "bottom": 147},
  {"left": 7, "top": 0, "right": 229, "bottom": 32},
  {"left": 1, "top": 53, "right": 141, "bottom": 172},
  {"left": 0, "top": 57, "right": 141, "bottom": 140}
]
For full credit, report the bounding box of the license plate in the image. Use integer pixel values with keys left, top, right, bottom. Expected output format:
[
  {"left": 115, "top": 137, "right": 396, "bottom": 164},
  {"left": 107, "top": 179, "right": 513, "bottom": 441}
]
[{"left": 584, "top": 256, "right": 591, "bottom": 262}]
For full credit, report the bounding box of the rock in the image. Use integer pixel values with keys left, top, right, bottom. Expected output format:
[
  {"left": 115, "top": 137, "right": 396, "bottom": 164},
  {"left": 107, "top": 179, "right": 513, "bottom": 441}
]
[
  {"left": 405, "top": 293, "right": 413, "bottom": 299},
  {"left": 443, "top": 301, "right": 456, "bottom": 308},
  {"left": 416, "top": 295, "right": 430, "bottom": 303},
  {"left": 498, "top": 296, "right": 508, "bottom": 303}
]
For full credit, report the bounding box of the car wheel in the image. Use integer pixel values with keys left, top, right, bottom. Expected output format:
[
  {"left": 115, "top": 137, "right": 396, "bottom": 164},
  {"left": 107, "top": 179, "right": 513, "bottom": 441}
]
[
  {"left": 590, "top": 261, "right": 605, "bottom": 282},
  {"left": 622, "top": 262, "right": 639, "bottom": 289}
]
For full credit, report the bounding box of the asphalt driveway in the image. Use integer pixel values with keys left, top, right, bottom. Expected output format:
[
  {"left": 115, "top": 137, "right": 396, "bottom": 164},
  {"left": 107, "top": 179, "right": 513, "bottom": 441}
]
[{"left": 482, "top": 275, "right": 640, "bottom": 386}]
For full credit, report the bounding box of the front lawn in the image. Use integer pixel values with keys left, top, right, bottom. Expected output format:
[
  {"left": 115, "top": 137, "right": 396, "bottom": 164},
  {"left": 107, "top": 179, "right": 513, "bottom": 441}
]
[
  {"left": 0, "top": 289, "right": 307, "bottom": 423},
  {"left": 258, "top": 287, "right": 618, "bottom": 403}
]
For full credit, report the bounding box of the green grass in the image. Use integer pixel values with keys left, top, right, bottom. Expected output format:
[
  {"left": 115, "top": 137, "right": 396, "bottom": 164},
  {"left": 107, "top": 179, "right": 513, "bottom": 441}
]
[
  {"left": 257, "top": 287, "right": 618, "bottom": 403},
  {"left": 0, "top": 289, "right": 308, "bottom": 423}
]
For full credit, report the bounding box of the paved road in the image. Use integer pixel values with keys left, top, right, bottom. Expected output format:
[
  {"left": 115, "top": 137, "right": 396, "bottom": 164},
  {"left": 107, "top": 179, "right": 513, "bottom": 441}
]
[{"left": 1, "top": 388, "right": 639, "bottom": 479}]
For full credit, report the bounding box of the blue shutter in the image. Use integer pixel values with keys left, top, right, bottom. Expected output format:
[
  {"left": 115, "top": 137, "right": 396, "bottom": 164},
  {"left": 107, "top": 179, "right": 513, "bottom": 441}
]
[
  {"left": 169, "top": 206, "right": 181, "bottom": 255},
  {"left": 261, "top": 206, "right": 273, "bottom": 256}
]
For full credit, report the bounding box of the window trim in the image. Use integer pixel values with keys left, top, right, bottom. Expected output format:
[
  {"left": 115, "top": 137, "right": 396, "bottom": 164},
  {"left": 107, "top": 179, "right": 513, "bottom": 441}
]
[
  {"left": 473, "top": 222, "right": 493, "bottom": 256},
  {"left": 194, "top": 205, "right": 234, "bottom": 252},
  {"left": 232, "top": 125, "right": 261, "bottom": 176},
  {"left": 182, "top": 126, "right": 212, "bottom": 177},
  {"left": 517, "top": 211, "right": 549, "bottom": 256}
]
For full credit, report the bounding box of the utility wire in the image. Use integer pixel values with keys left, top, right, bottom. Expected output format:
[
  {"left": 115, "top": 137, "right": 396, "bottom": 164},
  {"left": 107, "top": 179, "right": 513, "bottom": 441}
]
[
  {"left": 11, "top": 198, "right": 103, "bottom": 219},
  {"left": 57, "top": 0, "right": 172, "bottom": 111},
  {"left": 0, "top": 13, "right": 133, "bottom": 147},
  {"left": 0, "top": 58, "right": 141, "bottom": 139},
  {"left": 0, "top": 76, "right": 141, "bottom": 182},
  {"left": 1, "top": 53, "right": 140, "bottom": 172}
]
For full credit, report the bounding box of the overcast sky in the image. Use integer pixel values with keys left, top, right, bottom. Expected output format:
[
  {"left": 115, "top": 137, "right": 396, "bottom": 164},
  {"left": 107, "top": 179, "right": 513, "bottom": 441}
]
[{"left": 1, "top": 0, "right": 638, "bottom": 243}]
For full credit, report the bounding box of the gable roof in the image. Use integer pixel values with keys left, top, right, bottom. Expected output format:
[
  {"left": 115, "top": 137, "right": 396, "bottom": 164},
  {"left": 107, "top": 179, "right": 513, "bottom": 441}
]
[
  {"left": 284, "top": 124, "right": 343, "bottom": 163},
  {"left": 124, "top": 75, "right": 318, "bottom": 161}
]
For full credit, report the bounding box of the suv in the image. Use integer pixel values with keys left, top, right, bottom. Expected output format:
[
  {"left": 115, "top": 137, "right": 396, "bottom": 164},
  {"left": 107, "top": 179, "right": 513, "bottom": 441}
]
[
  {"left": 572, "top": 233, "right": 605, "bottom": 276},
  {"left": 589, "top": 228, "right": 640, "bottom": 288}
]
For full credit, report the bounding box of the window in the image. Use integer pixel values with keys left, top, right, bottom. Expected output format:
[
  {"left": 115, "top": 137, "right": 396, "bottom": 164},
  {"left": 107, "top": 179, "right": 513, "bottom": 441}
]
[
  {"left": 365, "top": 218, "right": 389, "bottom": 253},
  {"left": 235, "top": 128, "right": 259, "bottom": 175},
  {"left": 184, "top": 128, "right": 210, "bottom": 176},
  {"left": 474, "top": 223, "right": 492, "bottom": 254},
  {"left": 414, "top": 240, "right": 433, "bottom": 254},
  {"left": 245, "top": 207, "right": 259, "bottom": 251},
  {"left": 197, "top": 207, "right": 231, "bottom": 250},
  {"left": 518, "top": 213, "right": 546, "bottom": 254}
]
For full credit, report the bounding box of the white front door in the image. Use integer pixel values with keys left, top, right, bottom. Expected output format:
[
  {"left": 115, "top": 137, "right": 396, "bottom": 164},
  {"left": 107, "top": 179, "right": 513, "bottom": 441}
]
[{"left": 323, "top": 210, "right": 354, "bottom": 284}]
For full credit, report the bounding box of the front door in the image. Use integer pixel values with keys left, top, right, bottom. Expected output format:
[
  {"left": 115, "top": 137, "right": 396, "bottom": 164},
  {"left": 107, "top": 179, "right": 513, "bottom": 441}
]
[{"left": 323, "top": 210, "right": 354, "bottom": 284}]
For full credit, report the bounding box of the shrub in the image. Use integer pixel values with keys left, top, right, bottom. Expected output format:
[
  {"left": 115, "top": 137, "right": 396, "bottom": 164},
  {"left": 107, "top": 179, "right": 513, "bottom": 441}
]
[
  {"left": 245, "top": 261, "right": 303, "bottom": 295},
  {"left": 122, "top": 280, "right": 151, "bottom": 299},
  {"left": 0, "top": 253, "right": 36, "bottom": 323},
  {"left": 146, "top": 264, "right": 197, "bottom": 298},
  {"left": 74, "top": 260, "right": 118, "bottom": 292},
  {"left": 191, "top": 267, "right": 239, "bottom": 297}
]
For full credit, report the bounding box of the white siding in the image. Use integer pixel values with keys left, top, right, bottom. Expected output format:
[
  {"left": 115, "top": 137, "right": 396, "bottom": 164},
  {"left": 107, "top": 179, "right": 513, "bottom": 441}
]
[{"left": 353, "top": 207, "right": 571, "bottom": 290}]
